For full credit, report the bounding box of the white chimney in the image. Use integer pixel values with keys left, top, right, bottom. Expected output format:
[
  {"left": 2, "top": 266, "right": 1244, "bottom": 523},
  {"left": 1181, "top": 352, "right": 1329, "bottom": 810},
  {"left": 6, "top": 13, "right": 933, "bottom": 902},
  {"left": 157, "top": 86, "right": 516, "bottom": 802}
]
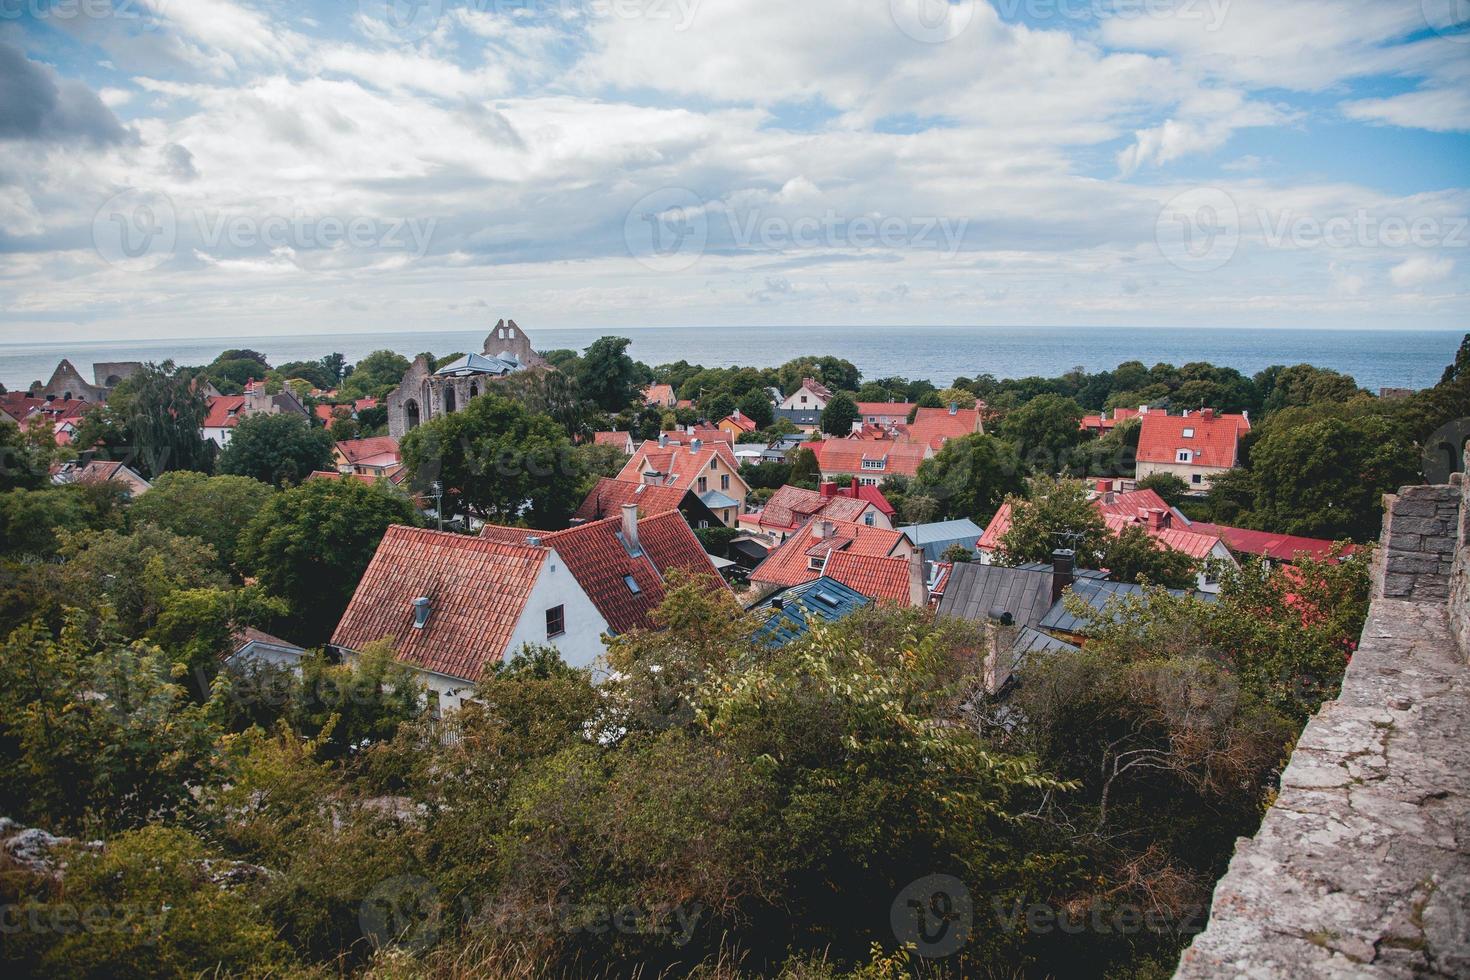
[
  {"left": 908, "top": 550, "right": 929, "bottom": 608},
  {"left": 658, "top": 432, "right": 669, "bottom": 448},
  {"left": 621, "top": 503, "right": 641, "bottom": 555}
]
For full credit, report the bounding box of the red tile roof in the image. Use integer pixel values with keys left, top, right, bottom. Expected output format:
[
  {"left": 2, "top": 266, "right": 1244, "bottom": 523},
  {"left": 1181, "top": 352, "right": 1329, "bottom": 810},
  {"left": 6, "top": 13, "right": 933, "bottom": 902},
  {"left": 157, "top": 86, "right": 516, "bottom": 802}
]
[
  {"left": 824, "top": 551, "right": 953, "bottom": 605},
  {"left": 1103, "top": 512, "right": 1222, "bottom": 560},
  {"left": 906, "top": 405, "right": 982, "bottom": 450},
  {"left": 574, "top": 478, "right": 689, "bottom": 523},
  {"left": 1136, "top": 410, "right": 1248, "bottom": 470},
  {"left": 855, "top": 401, "right": 916, "bottom": 418},
  {"left": 751, "top": 518, "right": 909, "bottom": 590},
  {"left": 331, "top": 526, "right": 550, "bottom": 681},
  {"left": 689, "top": 425, "right": 735, "bottom": 445},
  {"left": 799, "top": 378, "right": 834, "bottom": 401},
  {"left": 490, "top": 510, "right": 728, "bottom": 634},
  {"left": 816, "top": 439, "right": 930, "bottom": 479},
  {"left": 754, "top": 484, "right": 874, "bottom": 532},
  {"left": 616, "top": 440, "right": 742, "bottom": 493},
  {"left": 337, "top": 436, "right": 401, "bottom": 466},
  {"left": 203, "top": 395, "right": 247, "bottom": 428},
  {"left": 644, "top": 383, "right": 677, "bottom": 407},
  {"left": 593, "top": 431, "right": 635, "bottom": 451},
  {"left": 721, "top": 413, "right": 757, "bottom": 433},
  {"left": 1188, "top": 522, "right": 1354, "bottom": 564},
  {"left": 980, "top": 490, "right": 1223, "bottom": 561}
]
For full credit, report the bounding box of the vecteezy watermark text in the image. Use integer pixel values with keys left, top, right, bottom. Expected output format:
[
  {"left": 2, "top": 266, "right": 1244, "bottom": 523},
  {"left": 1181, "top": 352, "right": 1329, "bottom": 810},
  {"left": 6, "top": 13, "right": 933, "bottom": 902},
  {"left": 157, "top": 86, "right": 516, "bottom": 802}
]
[
  {"left": 92, "top": 189, "right": 436, "bottom": 272},
  {"left": 0, "top": 0, "right": 166, "bottom": 25},
  {"left": 624, "top": 187, "right": 969, "bottom": 272}
]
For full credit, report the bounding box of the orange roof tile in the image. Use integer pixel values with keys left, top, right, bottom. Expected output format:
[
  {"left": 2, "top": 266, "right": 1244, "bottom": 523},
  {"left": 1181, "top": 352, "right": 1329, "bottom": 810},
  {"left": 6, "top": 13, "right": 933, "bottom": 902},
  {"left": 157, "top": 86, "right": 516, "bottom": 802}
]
[
  {"left": 1136, "top": 410, "right": 1247, "bottom": 470},
  {"left": 616, "top": 439, "right": 743, "bottom": 493},
  {"left": 751, "top": 518, "right": 909, "bottom": 590},
  {"left": 816, "top": 439, "right": 930, "bottom": 479},
  {"left": 337, "top": 436, "right": 401, "bottom": 465},
  {"left": 203, "top": 395, "right": 247, "bottom": 428},
  {"left": 574, "top": 478, "right": 689, "bottom": 523},
  {"left": 331, "top": 526, "right": 549, "bottom": 681}
]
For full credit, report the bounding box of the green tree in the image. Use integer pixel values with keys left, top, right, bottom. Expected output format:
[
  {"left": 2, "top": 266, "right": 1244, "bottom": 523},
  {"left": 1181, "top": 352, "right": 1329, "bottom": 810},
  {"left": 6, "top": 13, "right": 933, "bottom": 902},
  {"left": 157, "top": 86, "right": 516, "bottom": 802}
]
[
  {"left": 238, "top": 479, "right": 422, "bottom": 644},
  {"left": 274, "top": 359, "right": 336, "bottom": 390},
  {"left": 103, "top": 362, "right": 212, "bottom": 477},
  {"left": 997, "top": 393, "right": 1085, "bottom": 474},
  {"left": 128, "top": 471, "right": 277, "bottom": 574},
  {"left": 1101, "top": 523, "right": 1197, "bottom": 588},
  {"left": 400, "top": 393, "right": 581, "bottom": 527},
  {"left": 216, "top": 413, "right": 334, "bottom": 487},
  {"left": 150, "top": 585, "right": 288, "bottom": 689},
  {"left": 912, "top": 433, "right": 1024, "bottom": 522},
  {"left": 59, "top": 525, "right": 228, "bottom": 637},
  {"left": 820, "top": 392, "right": 860, "bottom": 435},
  {"left": 789, "top": 446, "right": 821, "bottom": 487},
  {"left": 577, "top": 336, "right": 642, "bottom": 412},
  {"left": 996, "top": 477, "right": 1110, "bottom": 567},
  {"left": 1256, "top": 364, "right": 1361, "bottom": 415},
  {"left": 0, "top": 418, "right": 56, "bottom": 491},
  {"left": 1248, "top": 414, "right": 1419, "bottom": 539},
  {"left": 290, "top": 641, "right": 425, "bottom": 759},
  {"left": 339, "top": 349, "right": 411, "bottom": 399},
  {"left": 1135, "top": 471, "right": 1190, "bottom": 508},
  {"left": 320, "top": 352, "right": 349, "bottom": 385}
]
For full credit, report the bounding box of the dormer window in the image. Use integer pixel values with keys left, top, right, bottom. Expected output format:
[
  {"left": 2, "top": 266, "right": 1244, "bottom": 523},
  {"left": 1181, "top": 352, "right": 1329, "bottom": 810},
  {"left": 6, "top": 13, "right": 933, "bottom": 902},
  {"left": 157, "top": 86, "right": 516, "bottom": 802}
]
[
  {"left": 1176, "top": 449, "right": 1193, "bottom": 463},
  {"left": 861, "top": 458, "right": 885, "bottom": 470},
  {"left": 808, "top": 556, "right": 826, "bottom": 571}
]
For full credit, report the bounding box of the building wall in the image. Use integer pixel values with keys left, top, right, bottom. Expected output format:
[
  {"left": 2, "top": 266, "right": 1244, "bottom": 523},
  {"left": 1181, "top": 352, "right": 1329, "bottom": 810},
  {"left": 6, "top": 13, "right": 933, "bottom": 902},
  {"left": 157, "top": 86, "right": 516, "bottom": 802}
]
[
  {"left": 31, "top": 360, "right": 108, "bottom": 402},
  {"left": 1135, "top": 459, "right": 1233, "bottom": 491},
  {"left": 780, "top": 386, "right": 828, "bottom": 411},
  {"left": 502, "top": 548, "right": 610, "bottom": 674}
]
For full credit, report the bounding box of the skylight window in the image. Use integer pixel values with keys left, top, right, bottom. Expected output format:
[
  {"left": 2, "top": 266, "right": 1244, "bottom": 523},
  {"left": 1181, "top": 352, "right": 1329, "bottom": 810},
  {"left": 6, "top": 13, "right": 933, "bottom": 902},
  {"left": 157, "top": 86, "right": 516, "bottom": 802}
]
[
  {"left": 624, "top": 575, "right": 642, "bottom": 594},
  {"left": 1182, "top": 427, "right": 1194, "bottom": 438}
]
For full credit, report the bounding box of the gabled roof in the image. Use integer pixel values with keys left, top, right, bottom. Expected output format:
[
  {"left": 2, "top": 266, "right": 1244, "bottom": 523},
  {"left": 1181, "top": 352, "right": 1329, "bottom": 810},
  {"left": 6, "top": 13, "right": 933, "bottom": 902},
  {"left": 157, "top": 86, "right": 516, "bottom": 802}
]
[
  {"left": 823, "top": 551, "right": 951, "bottom": 605},
  {"left": 799, "top": 377, "right": 833, "bottom": 400},
  {"left": 593, "top": 431, "right": 635, "bottom": 451},
  {"left": 1136, "top": 410, "right": 1247, "bottom": 469},
  {"left": 750, "top": 577, "right": 871, "bottom": 647},
  {"left": 573, "top": 478, "right": 688, "bottom": 523},
  {"left": 434, "top": 351, "right": 521, "bottom": 377},
  {"left": 980, "top": 493, "right": 1222, "bottom": 561},
  {"left": 643, "top": 383, "right": 677, "bottom": 406},
  {"left": 1102, "top": 512, "right": 1222, "bottom": 559},
  {"left": 1038, "top": 578, "right": 1213, "bottom": 635},
  {"left": 336, "top": 436, "right": 401, "bottom": 466},
  {"left": 488, "top": 510, "right": 728, "bottom": 634},
  {"left": 616, "top": 439, "right": 742, "bottom": 493},
  {"left": 331, "top": 526, "right": 550, "bottom": 681},
  {"left": 1188, "top": 522, "right": 1355, "bottom": 564},
  {"left": 855, "top": 401, "right": 916, "bottom": 417},
  {"left": 816, "top": 439, "right": 930, "bottom": 478},
  {"left": 755, "top": 484, "right": 873, "bottom": 532},
  {"left": 721, "top": 413, "right": 757, "bottom": 433},
  {"left": 937, "top": 562, "right": 1059, "bottom": 631},
  {"left": 751, "top": 517, "right": 909, "bottom": 589},
  {"left": 906, "top": 405, "right": 982, "bottom": 450},
  {"left": 203, "top": 395, "right": 247, "bottom": 428}
]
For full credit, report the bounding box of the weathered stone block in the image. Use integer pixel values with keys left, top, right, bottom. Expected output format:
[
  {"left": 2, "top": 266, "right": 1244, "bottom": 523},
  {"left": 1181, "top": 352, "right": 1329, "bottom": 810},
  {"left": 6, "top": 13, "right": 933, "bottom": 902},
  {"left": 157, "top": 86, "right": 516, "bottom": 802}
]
[
  {"left": 1382, "top": 573, "right": 1418, "bottom": 596},
  {"left": 1388, "top": 517, "right": 1449, "bottom": 537},
  {"left": 1397, "top": 484, "right": 1459, "bottom": 502},
  {"left": 1389, "top": 499, "right": 1440, "bottom": 517},
  {"left": 1387, "top": 554, "right": 1444, "bottom": 575},
  {"left": 1387, "top": 532, "right": 1426, "bottom": 552}
]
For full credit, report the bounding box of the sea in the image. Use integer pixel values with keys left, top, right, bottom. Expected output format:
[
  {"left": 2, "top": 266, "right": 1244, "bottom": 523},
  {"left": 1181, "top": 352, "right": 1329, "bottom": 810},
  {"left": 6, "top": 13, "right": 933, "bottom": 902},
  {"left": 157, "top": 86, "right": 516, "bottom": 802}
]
[{"left": 1, "top": 325, "right": 1463, "bottom": 395}]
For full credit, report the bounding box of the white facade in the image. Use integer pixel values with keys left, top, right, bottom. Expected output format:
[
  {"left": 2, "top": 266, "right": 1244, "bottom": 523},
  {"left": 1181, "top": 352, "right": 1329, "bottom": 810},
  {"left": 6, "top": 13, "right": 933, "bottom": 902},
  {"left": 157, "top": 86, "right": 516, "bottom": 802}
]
[{"left": 780, "top": 382, "right": 830, "bottom": 412}]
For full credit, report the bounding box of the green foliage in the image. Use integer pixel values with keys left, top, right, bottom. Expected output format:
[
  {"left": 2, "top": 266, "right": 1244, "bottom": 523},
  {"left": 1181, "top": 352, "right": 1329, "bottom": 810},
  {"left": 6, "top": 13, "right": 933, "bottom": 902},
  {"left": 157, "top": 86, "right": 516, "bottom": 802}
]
[
  {"left": 400, "top": 392, "right": 580, "bottom": 527},
  {"left": 1100, "top": 523, "right": 1198, "bottom": 589},
  {"left": 739, "top": 388, "right": 776, "bottom": 429},
  {"left": 577, "top": 336, "right": 642, "bottom": 412},
  {"left": 820, "top": 392, "right": 859, "bottom": 435},
  {"left": 340, "top": 349, "right": 411, "bottom": 399},
  {"left": 1134, "top": 471, "right": 1190, "bottom": 507},
  {"left": 216, "top": 412, "right": 335, "bottom": 487},
  {"left": 997, "top": 393, "right": 1086, "bottom": 474},
  {"left": 59, "top": 525, "right": 229, "bottom": 637},
  {"left": 996, "top": 477, "right": 1110, "bottom": 568},
  {"left": 741, "top": 460, "right": 792, "bottom": 490},
  {"left": 128, "top": 471, "right": 276, "bottom": 574},
  {"left": 6, "top": 825, "right": 293, "bottom": 978},
  {"left": 289, "top": 642, "right": 425, "bottom": 758},
  {"left": 1256, "top": 363, "right": 1362, "bottom": 414},
  {"left": 778, "top": 356, "right": 860, "bottom": 396},
  {"left": 238, "top": 478, "right": 422, "bottom": 644},
  {"left": 150, "top": 585, "right": 288, "bottom": 689},
  {"left": 100, "top": 362, "right": 212, "bottom": 477},
  {"left": 0, "top": 419, "right": 55, "bottom": 491},
  {"left": 912, "top": 433, "right": 1025, "bottom": 522},
  {"left": 789, "top": 446, "right": 821, "bottom": 487}
]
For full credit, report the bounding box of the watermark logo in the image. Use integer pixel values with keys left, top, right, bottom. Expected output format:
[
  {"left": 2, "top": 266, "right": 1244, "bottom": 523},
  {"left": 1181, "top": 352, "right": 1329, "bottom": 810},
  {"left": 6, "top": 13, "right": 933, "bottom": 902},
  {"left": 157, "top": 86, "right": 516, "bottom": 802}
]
[
  {"left": 93, "top": 189, "right": 178, "bottom": 272},
  {"left": 625, "top": 187, "right": 709, "bottom": 273},
  {"left": 890, "top": 873, "right": 973, "bottom": 958},
  {"left": 1422, "top": 0, "right": 1470, "bottom": 44},
  {"left": 358, "top": 0, "right": 445, "bottom": 43},
  {"left": 0, "top": 0, "right": 168, "bottom": 29},
  {"left": 359, "top": 874, "right": 442, "bottom": 952},
  {"left": 1155, "top": 186, "right": 1240, "bottom": 273},
  {"left": 891, "top": 0, "right": 976, "bottom": 43}
]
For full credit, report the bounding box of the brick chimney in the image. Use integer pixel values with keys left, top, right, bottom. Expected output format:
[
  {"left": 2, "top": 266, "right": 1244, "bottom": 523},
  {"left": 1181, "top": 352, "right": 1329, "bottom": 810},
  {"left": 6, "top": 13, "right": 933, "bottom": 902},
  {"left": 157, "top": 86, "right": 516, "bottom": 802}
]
[
  {"left": 908, "top": 550, "right": 929, "bottom": 608},
  {"left": 1200, "top": 408, "right": 1215, "bottom": 420},
  {"left": 621, "top": 503, "right": 641, "bottom": 554},
  {"left": 820, "top": 481, "right": 838, "bottom": 498},
  {"left": 849, "top": 477, "right": 860, "bottom": 495},
  {"left": 1096, "top": 478, "right": 1113, "bottom": 494},
  {"left": 1147, "top": 508, "right": 1169, "bottom": 530},
  {"left": 1051, "top": 548, "right": 1075, "bottom": 605}
]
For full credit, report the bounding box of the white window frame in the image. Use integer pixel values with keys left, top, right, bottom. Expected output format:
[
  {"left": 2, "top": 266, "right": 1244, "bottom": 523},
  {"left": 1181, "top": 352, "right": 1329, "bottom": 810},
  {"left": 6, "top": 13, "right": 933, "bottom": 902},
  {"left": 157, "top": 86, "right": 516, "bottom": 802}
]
[{"left": 1176, "top": 449, "right": 1193, "bottom": 464}]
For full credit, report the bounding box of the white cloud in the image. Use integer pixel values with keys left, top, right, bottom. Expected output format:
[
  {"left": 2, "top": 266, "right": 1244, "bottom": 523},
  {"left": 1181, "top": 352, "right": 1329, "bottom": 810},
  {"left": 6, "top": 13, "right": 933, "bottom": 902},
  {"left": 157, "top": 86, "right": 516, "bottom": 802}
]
[
  {"left": 1344, "top": 88, "right": 1470, "bottom": 133},
  {"left": 1390, "top": 255, "right": 1455, "bottom": 288}
]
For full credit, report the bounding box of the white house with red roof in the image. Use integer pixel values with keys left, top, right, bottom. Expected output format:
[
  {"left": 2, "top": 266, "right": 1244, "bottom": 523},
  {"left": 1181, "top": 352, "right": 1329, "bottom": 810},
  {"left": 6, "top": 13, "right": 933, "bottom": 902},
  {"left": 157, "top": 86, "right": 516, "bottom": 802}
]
[
  {"left": 815, "top": 436, "right": 932, "bottom": 486},
  {"left": 779, "top": 378, "right": 833, "bottom": 412},
  {"left": 201, "top": 385, "right": 310, "bottom": 447},
  {"left": 643, "top": 383, "right": 678, "bottom": 408},
  {"left": 332, "top": 525, "right": 611, "bottom": 712},
  {"left": 1135, "top": 408, "right": 1249, "bottom": 491},
  {"left": 334, "top": 436, "right": 401, "bottom": 479}
]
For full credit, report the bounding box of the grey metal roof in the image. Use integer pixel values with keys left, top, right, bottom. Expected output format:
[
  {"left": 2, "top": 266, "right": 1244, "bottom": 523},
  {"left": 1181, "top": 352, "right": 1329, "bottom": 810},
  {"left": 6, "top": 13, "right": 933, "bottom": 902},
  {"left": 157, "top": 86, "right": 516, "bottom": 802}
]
[
  {"left": 1012, "top": 625, "right": 1080, "bottom": 661},
  {"left": 434, "top": 352, "right": 520, "bottom": 377},
  {"left": 1037, "top": 579, "right": 1214, "bottom": 635},
  {"left": 1014, "top": 562, "right": 1109, "bottom": 580},
  {"left": 775, "top": 407, "right": 822, "bottom": 425},
  {"left": 698, "top": 490, "right": 740, "bottom": 509},
  {"left": 900, "top": 519, "right": 985, "bottom": 544},
  {"left": 936, "top": 562, "right": 1058, "bottom": 630},
  {"left": 749, "top": 577, "right": 871, "bottom": 647}
]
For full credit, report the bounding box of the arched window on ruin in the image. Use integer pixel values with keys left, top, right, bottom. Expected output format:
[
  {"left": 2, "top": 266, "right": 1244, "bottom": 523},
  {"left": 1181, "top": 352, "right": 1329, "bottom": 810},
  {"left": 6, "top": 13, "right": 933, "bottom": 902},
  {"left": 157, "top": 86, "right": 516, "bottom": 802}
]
[
  {"left": 444, "top": 387, "right": 457, "bottom": 414},
  {"left": 405, "top": 400, "right": 420, "bottom": 429},
  {"left": 105, "top": 375, "right": 122, "bottom": 387}
]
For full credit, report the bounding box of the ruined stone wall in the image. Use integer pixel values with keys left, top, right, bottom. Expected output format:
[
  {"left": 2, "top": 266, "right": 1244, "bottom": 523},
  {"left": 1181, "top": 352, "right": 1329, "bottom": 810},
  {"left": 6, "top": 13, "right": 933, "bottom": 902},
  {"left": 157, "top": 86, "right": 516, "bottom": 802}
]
[{"left": 1175, "top": 468, "right": 1470, "bottom": 977}]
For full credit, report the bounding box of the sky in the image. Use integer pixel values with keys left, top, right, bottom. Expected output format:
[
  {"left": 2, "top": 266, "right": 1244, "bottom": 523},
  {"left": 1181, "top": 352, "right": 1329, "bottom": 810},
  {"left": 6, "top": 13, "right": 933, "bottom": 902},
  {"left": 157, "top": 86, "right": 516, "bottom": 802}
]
[{"left": 0, "top": 0, "right": 1467, "bottom": 342}]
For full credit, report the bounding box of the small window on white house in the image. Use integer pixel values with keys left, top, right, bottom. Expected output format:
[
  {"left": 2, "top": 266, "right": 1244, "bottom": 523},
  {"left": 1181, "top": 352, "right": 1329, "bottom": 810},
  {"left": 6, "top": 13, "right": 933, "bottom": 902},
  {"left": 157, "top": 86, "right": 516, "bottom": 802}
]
[
  {"left": 861, "top": 458, "right": 885, "bottom": 470},
  {"left": 1192, "top": 473, "right": 1203, "bottom": 484},
  {"left": 546, "top": 605, "right": 565, "bottom": 638},
  {"left": 859, "top": 477, "right": 880, "bottom": 487},
  {"left": 1176, "top": 449, "right": 1192, "bottom": 463},
  {"left": 1182, "top": 427, "right": 1195, "bottom": 438}
]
